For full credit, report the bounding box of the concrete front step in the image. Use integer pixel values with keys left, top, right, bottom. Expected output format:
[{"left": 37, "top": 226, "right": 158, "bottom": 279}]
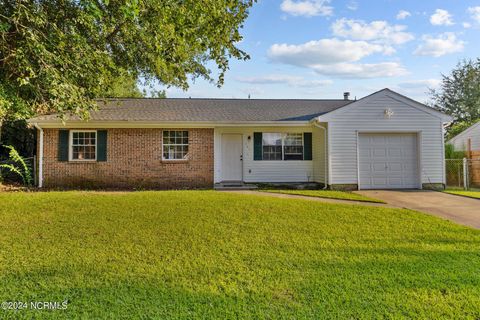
[{"left": 214, "top": 182, "right": 258, "bottom": 190}]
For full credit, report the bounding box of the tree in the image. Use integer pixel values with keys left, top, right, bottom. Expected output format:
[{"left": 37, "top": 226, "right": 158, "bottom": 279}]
[
  {"left": 102, "top": 73, "right": 144, "bottom": 98},
  {"left": 430, "top": 59, "right": 480, "bottom": 129},
  {"left": 0, "top": 0, "right": 254, "bottom": 122}
]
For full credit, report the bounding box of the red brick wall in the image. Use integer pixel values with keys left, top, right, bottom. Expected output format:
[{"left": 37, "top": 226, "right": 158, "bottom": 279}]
[{"left": 40, "top": 128, "right": 214, "bottom": 189}]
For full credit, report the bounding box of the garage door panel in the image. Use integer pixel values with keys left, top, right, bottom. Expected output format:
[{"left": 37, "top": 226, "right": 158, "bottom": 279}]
[
  {"left": 359, "top": 133, "right": 419, "bottom": 189},
  {"left": 372, "top": 163, "right": 387, "bottom": 173}
]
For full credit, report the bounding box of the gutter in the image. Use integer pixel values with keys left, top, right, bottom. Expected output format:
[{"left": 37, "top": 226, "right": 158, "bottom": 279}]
[
  {"left": 313, "top": 121, "right": 328, "bottom": 190},
  {"left": 33, "top": 123, "right": 43, "bottom": 188}
]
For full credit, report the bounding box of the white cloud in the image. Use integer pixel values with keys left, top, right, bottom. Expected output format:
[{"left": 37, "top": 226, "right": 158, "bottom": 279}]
[
  {"left": 311, "top": 62, "right": 408, "bottom": 78},
  {"left": 430, "top": 9, "right": 454, "bottom": 26},
  {"left": 331, "top": 18, "right": 414, "bottom": 46},
  {"left": 268, "top": 38, "right": 391, "bottom": 67},
  {"left": 347, "top": 1, "right": 358, "bottom": 11},
  {"left": 398, "top": 79, "right": 441, "bottom": 89},
  {"left": 236, "top": 74, "right": 332, "bottom": 87},
  {"left": 468, "top": 7, "right": 480, "bottom": 24},
  {"left": 280, "top": 0, "right": 333, "bottom": 17},
  {"left": 414, "top": 33, "right": 464, "bottom": 57},
  {"left": 268, "top": 39, "right": 407, "bottom": 79},
  {"left": 463, "top": 22, "right": 472, "bottom": 29},
  {"left": 396, "top": 10, "right": 411, "bottom": 20}
]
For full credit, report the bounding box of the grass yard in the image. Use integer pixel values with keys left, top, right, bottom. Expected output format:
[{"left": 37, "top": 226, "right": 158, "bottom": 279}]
[
  {"left": 1, "top": 191, "right": 479, "bottom": 319},
  {"left": 444, "top": 190, "right": 480, "bottom": 199},
  {"left": 262, "top": 189, "right": 384, "bottom": 203}
]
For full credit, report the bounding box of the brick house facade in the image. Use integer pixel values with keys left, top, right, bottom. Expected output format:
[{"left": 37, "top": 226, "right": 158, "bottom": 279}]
[
  {"left": 41, "top": 128, "right": 214, "bottom": 189},
  {"left": 29, "top": 91, "right": 452, "bottom": 190}
]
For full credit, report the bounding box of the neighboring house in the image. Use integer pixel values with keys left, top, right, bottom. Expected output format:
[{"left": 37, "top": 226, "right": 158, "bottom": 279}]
[
  {"left": 448, "top": 122, "right": 480, "bottom": 156},
  {"left": 28, "top": 88, "right": 452, "bottom": 190}
]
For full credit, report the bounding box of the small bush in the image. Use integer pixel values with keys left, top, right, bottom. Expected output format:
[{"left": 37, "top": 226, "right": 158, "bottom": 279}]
[{"left": 0, "top": 145, "right": 33, "bottom": 186}]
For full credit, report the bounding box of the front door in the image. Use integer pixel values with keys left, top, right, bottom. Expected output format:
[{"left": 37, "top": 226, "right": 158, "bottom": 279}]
[{"left": 221, "top": 134, "right": 243, "bottom": 181}]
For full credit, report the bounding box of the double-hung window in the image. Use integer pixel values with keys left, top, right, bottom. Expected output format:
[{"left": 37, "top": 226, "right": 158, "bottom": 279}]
[
  {"left": 262, "top": 133, "right": 304, "bottom": 160},
  {"left": 70, "top": 130, "right": 97, "bottom": 161},
  {"left": 262, "top": 133, "right": 283, "bottom": 160},
  {"left": 163, "top": 130, "right": 189, "bottom": 160},
  {"left": 283, "top": 133, "right": 303, "bottom": 160}
]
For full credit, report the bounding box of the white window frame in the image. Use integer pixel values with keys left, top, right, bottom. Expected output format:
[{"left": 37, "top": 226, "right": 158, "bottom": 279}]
[
  {"left": 261, "top": 132, "right": 304, "bottom": 161},
  {"left": 162, "top": 130, "right": 189, "bottom": 161},
  {"left": 283, "top": 133, "right": 304, "bottom": 160},
  {"left": 69, "top": 130, "right": 97, "bottom": 162}
]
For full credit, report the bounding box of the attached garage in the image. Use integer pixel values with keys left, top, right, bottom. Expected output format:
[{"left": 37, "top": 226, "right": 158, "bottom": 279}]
[
  {"left": 358, "top": 133, "right": 419, "bottom": 189},
  {"left": 315, "top": 89, "right": 453, "bottom": 191}
]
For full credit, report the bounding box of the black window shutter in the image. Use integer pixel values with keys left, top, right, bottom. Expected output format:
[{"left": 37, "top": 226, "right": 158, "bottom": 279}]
[
  {"left": 253, "top": 132, "right": 263, "bottom": 161},
  {"left": 303, "top": 132, "right": 312, "bottom": 160},
  {"left": 58, "top": 130, "right": 69, "bottom": 161},
  {"left": 97, "top": 130, "right": 107, "bottom": 162}
]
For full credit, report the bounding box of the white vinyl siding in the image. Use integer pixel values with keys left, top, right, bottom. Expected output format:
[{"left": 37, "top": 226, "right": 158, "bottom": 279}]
[
  {"left": 448, "top": 122, "right": 480, "bottom": 152},
  {"left": 312, "top": 124, "right": 328, "bottom": 183},
  {"left": 214, "top": 127, "right": 314, "bottom": 183},
  {"left": 326, "top": 90, "right": 445, "bottom": 186}
]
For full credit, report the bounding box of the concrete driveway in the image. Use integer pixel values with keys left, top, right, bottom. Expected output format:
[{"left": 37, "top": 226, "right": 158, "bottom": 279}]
[{"left": 355, "top": 190, "right": 480, "bottom": 229}]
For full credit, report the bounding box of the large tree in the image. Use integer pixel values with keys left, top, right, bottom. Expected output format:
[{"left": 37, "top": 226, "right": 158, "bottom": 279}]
[
  {"left": 430, "top": 59, "right": 480, "bottom": 139},
  {"left": 0, "top": 0, "right": 254, "bottom": 124}
]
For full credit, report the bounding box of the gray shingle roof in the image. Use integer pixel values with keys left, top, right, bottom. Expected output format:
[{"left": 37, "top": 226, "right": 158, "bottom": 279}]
[{"left": 31, "top": 98, "right": 353, "bottom": 122}]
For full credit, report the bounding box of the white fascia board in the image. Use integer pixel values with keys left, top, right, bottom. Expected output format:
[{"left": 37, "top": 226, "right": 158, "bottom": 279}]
[
  {"left": 314, "top": 88, "right": 453, "bottom": 123},
  {"left": 30, "top": 120, "right": 312, "bottom": 129}
]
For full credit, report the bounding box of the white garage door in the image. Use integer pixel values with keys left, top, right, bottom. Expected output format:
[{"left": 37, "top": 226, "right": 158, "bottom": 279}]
[{"left": 359, "top": 133, "right": 419, "bottom": 189}]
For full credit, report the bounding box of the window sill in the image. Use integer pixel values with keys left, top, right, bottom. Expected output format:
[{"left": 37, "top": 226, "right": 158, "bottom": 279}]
[
  {"left": 67, "top": 160, "right": 98, "bottom": 163},
  {"left": 161, "top": 159, "right": 189, "bottom": 163}
]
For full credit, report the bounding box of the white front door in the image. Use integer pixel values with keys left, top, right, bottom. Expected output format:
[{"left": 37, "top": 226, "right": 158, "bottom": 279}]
[
  {"left": 221, "top": 134, "right": 243, "bottom": 181},
  {"left": 358, "top": 133, "right": 419, "bottom": 189}
]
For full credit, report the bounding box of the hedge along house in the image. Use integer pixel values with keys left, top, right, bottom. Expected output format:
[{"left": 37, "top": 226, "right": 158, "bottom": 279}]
[{"left": 28, "top": 89, "right": 452, "bottom": 190}]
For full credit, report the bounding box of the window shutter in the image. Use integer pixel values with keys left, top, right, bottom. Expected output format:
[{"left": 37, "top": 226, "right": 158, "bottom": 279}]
[
  {"left": 97, "top": 130, "right": 107, "bottom": 162},
  {"left": 58, "top": 130, "right": 69, "bottom": 161},
  {"left": 303, "top": 132, "right": 312, "bottom": 160},
  {"left": 253, "top": 132, "right": 263, "bottom": 160}
]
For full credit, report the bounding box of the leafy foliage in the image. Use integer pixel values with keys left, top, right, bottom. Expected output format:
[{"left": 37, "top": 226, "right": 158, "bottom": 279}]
[
  {"left": 430, "top": 59, "right": 480, "bottom": 126},
  {"left": 0, "top": 0, "right": 254, "bottom": 120},
  {"left": 0, "top": 120, "right": 36, "bottom": 158},
  {"left": 445, "top": 143, "right": 466, "bottom": 159},
  {"left": 102, "top": 73, "right": 144, "bottom": 98},
  {"left": 0, "top": 145, "right": 32, "bottom": 185}
]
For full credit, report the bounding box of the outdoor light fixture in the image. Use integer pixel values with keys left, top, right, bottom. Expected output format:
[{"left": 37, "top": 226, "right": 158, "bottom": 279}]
[{"left": 384, "top": 108, "right": 394, "bottom": 119}]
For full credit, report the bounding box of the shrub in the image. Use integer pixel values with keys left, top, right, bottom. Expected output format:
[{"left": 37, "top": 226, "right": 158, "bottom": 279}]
[{"left": 0, "top": 145, "right": 33, "bottom": 186}]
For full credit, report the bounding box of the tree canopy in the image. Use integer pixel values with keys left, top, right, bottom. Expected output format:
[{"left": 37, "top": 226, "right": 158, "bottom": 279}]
[
  {"left": 0, "top": 0, "right": 254, "bottom": 121},
  {"left": 430, "top": 59, "right": 480, "bottom": 136}
]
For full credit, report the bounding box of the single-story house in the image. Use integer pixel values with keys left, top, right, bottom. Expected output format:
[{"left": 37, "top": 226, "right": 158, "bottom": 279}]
[
  {"left": 448, "top": 121, "right": 480, "bottom": 157},
  {"left": 28, "top": 88, "right": 452, "bottom": 190}
]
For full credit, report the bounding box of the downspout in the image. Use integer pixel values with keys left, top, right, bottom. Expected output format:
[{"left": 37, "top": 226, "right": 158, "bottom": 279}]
[
  {"left": 313, "top": 121, "right": 328, "bottom": 190},
  {"left": 33, "top": 123, "right": 43, "bottom": 188}
]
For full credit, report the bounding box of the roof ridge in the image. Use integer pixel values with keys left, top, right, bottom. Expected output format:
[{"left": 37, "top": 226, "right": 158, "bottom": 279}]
[{"left": 96, "top": 97, "right": 350, "bottom": 101}]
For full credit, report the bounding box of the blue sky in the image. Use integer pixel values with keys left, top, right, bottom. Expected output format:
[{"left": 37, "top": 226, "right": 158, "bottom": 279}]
[{"left": 158, "top": 0, "right": 480, "bottom": 103}]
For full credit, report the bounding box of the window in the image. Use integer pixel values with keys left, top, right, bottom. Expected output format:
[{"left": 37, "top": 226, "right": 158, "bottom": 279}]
[
  {"left": 283, "top": 133, "right": 303, "bottom": 160},
  {"left": 70, "top": 131, "right": 96, "bottom": 161},
  {"left": 262, "top": 133, "right": 283, "bottom": 160},
  {"left": 262, "top": 133, "right": 303, "bottom": 161},
  {"left": 163, "top": 130, "right": 189, "bottom": 160}
]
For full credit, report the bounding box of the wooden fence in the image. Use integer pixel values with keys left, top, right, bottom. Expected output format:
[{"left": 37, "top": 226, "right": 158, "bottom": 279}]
[{"left": 470, "top": 151, "right": 480, "bottom": 187}]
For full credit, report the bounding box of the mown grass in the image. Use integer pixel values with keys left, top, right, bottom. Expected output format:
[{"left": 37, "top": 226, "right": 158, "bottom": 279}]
[
  {"left": 262, "top": 189, "right": 384, "bottom": 203},
  {"left": 444, "top": 190, "right": 480, "bottom": 199},
  {"left": 0, "top": 191, "right": 479, "bottom": 319}
]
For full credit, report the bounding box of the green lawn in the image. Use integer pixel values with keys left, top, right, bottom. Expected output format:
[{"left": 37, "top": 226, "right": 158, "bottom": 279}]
[
  {"left": 444, "top": 190, "right": 480, "bottom": 199},
  {"left": 1, "top": 191, "right": 479, "bottom": 319},
  {"left": 262, "top": 189, "right": 384, "bottom": 203}
]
